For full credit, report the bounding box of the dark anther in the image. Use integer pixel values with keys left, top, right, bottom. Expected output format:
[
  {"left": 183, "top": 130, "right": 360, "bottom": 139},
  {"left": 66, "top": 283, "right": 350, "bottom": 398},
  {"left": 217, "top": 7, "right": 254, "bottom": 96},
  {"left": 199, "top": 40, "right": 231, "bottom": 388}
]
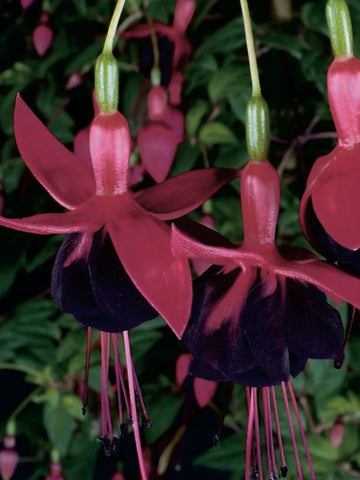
[
  {"left": 120, "top": 422, "right": 128, "bottom": 437},
  {"left": 82, "top": 405, "right": 87, "bottom": 416},
  {"left": 334, "top": 355, "right": 344, "bottom": 369},
  {"left": 111, "top": 437, "right": 120, "bottom": 456},
  {"left": 142, "top": 415, "right": 152, "bottom": 429},
  {"left": 280, "top": 464, "right": 288, "bottom": 477},
  {"left": 212, "top": 434, "right": 219, "bottom": 447},
  {"left": 251, "top": 467, "right": 259, "bottom": 479},
  {"left": 98, "top": 437, "right": 112, "bottom": 457}
]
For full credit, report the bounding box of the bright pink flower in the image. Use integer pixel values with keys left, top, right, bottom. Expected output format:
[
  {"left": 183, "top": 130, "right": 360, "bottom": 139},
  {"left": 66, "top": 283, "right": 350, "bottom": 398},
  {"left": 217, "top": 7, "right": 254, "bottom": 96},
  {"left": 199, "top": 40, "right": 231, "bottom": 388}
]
[
  {"left": 33, "top": 24, "right": 53, "bottom": 56},
  {"left": 0, "top": 95, "right": 237, "bottom": 339},
  {"left": 300, "top": 55, "right": 360, "bottom": 275},
  {"left": 20, "top": 0, "right": 34, "bottom": 8},
  {"left": 137, "top": 86, "right": 180, "bottom": 182},
  {"left": 0, "top": 436, "right": 19, "bottom": 480}
]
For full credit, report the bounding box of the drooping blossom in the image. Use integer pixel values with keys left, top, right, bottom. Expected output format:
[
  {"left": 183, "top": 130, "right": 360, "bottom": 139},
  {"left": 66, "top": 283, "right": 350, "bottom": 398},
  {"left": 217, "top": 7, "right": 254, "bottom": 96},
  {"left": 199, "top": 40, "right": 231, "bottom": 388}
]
[
  {"left": 171, "top": 129, "right": 360, "bottom": 478},
  {"left": 137, "top": 85, "right": 180, "bottom": 182},
  {"left": 176, "top": 353, "right": 217, "bottom": 408},
  {"left": 20, "top": 0, "right": 34, "bottom": 9},
  {"left": 124, "top": 0, "right": 195, "bottom": 105},
  {"left": 33, "top": 13, "right": 53, "bottom": 57},
  {"left": 0, "top": 94, "right": 237, "bottom": 476},
  {"left": 45, "top": 460, "right": 65, "bottom": 480},
  {"left": 0, "top": 435, "right": 19, "bottom": 480},
  {"left": 300, "top": 0, "right": 360, "bottom": 276}
]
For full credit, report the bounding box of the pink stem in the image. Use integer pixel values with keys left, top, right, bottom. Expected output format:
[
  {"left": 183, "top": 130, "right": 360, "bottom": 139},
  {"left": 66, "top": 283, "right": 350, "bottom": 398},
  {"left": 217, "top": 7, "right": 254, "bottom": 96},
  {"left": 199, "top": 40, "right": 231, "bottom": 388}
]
[
  {"left": 253, "top": 390, "right": 264, "bottom": 480},
  {"left": 100, "top": 332, "right": 113, "bottom": 439},
  {"left": 281, "top": 381, "right": 303, "bottom": 479},
  {"left": 122, "top": 331, "right": 148, "bottom": 480},
  {"left": 245, "top": 388, "right": 256, "bottom": 480},
  {"left": 270, "top": 386, "right": 286, "bottom": 469},
  {"left": 287, "top": 382, "right": 316, "bottom": 480},
  {"left": 82, "top": 327, "right": 92, "bottom": 415}
]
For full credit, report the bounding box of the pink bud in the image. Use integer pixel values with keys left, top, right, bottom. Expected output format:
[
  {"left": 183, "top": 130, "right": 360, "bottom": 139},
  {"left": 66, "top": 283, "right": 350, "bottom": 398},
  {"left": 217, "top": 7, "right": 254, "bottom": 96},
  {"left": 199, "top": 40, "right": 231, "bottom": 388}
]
[
  {"left": 112, "top": 474, "right": 125, "bottom": 480},
  {"left": 0, "top": 449, "right": 19, "bottom": 480},
  {"left": 174, "top": 0, "right": 196, "bottom": 32},
  {"left": 329, "top": 420, "right": 345, "bottom": 447},
  {"left": 194, "top": 378, "right": 217, "bottom": 408},
  {"left": 66, "top": 72, "right": 83, "bottom": 90},
  {"left": 147, "top": 86, "right": 167, "bottom": 121},
  {"left": 21, "top": 0, "right": 35, "bottom": 9},
  {"left": 33, "top": 24, "right": 53, "bottom": 56},
  {"left": 176, "top": 353, "right": 192, "bottom": 386}
]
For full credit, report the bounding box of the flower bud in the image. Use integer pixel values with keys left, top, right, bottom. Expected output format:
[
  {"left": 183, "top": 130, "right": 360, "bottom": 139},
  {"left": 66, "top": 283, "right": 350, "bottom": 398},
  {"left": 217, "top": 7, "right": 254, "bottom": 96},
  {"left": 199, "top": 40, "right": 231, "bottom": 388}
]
[
  {"left": 33, "top": 24, "right": 53, "bottom": 56},
  {"left": 0, "top": 436, "right": 19, "bottom": 480},
  {"left": 95, "top": 52, "right": 119, "bottom": 113},
  {"left": 245, "top": 96, "right": 270, "bottom": 162},
  {"left": 326, "top": 0, "right": 353, "bottom": 57}
]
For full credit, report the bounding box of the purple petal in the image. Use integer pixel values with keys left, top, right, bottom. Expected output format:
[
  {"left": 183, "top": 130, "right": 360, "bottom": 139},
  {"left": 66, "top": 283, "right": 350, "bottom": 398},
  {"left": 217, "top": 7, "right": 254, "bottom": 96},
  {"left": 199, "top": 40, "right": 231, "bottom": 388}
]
[
  {"left": 135, "top": 168, "right": 239, "bottom": 220},
  {"left": 284, "top": 279, "right": 344, "bottom": 361},
  {"left": 14, "top": 95, "right": 95, "bottom": 209},
  {"left": 107, "top": 195, "right": 192, "bottom": 338},
  {"left": 88, "top": 231, "right": 158, "bottom": 329}
]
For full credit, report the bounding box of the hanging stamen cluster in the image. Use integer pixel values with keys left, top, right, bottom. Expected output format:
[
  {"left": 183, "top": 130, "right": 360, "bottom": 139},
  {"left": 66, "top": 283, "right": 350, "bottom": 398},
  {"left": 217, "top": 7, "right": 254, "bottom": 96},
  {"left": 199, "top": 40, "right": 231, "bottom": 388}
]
[{"left": 245, "top": 382, "right": 315, "bottom": 480}]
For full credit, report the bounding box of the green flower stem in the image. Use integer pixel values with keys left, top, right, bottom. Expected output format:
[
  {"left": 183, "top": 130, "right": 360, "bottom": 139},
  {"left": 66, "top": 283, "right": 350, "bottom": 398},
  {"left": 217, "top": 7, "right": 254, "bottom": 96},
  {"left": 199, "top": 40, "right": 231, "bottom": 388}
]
[
  {"left": 240, "top": 0, "right": 261, "bottom": 97},
  {"left": 326, "top": 0, "right": 353, "bottom": 57},
  {"left": 8, "top": 386, "right": 43, "bottom": 424},
  {"left": 103, "top": 0, "right": 127, "bottom": 54}
]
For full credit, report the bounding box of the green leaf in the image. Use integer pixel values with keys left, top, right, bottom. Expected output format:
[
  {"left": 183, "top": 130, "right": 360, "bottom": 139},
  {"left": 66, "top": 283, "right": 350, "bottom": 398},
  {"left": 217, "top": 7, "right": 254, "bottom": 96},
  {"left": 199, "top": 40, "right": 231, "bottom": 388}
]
[
  {"left": 199, "top": 122, "right": 238, "bottom": 146},
  {"left": 170, "top": 142, "right": 200, "bottom": 176},
  {"left": 194, "top": 434, "right": 244, "bottom": 471},
  {"left": 186, "top": 100, "right": 209, "bottom": 136},
  {"left": 195, "top": 18, "right": 245, "bottom": 56},
  {"left": 144, "top": 392, "right": 183, "bottom": 443}
]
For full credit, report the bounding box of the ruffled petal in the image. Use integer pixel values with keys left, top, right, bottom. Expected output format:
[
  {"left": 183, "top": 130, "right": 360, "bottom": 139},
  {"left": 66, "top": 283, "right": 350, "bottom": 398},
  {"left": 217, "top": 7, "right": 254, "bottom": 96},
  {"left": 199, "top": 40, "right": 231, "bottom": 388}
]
[
  {"left": 14, "top": 95, "right": 95, "bottom": 209},
  {"left": 240, "top": 277, "right": 290, "bottom": 385},
  {"left": 0, "top": 197, "right": 103, "bottom": 234},
  {"left": 185, "top": 266, "right": 258, "bottom": 382},
  {"left": 311, "top": 145, "right": 360, "bottom": 250},
  {"left": 284, "top": 279, "right": 343, "bottom": 361},
  {"left": 107, "top": 195, "right": 192, "bottom": 338},
  {"left": 88, "top": 231, "right": 158, "bottom": 331},
  {"left": 135, "top": 168, "right": 239, "bottom": 220}
]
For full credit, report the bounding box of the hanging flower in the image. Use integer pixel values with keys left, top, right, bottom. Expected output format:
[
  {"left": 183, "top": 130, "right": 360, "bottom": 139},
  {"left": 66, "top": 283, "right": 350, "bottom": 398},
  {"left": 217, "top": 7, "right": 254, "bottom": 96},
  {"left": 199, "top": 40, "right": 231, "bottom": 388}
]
[
  {"left": 0, "top": 435, "right": 19, "bottom": 480},
  {"left": 33, "top": 13, "right": 53, "bottom": 57},
  {"left": 0, "top": 95, "right": 237, "bottom": 338},
  {"left": 300, "top": 0, "right": 360, "bottom": 275},
  {"left": 137, "top": 85, "right": 180, "bottom": 182},
  {"left": 124, "top": 0, "right": 195, "bottom": 105},
  {"left": 172, "top": 158, "right": 360, "bottom": 478}
]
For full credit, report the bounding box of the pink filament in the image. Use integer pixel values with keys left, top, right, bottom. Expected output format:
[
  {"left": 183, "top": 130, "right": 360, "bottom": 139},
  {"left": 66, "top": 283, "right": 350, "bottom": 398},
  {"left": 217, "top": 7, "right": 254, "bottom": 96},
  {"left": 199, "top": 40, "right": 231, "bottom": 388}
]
[
  {"left": 253, "top": 390, "right": 264, "bottom": 480},
  {"left": 82, "top": 327, "right": 92, "bottom": 413},
  {"left": 270, "top": 386, "right": 286, "bottom": 469},
  {"left": 111, "top": 334, "right": 129, "bottom": 425},
  {"left": 281, "top": 382, "right": 303, "bottom": 479},
  {"left": 287, "top": 382, "right": 316, "bottom": 480},
  {"left": 100, "top": 332, "right": 113, "bottom": 439},
  {"left": 245, "top": 388, "right": 256, "bottom": 480},
  {"left": 122, "top": 331, "right": 148, "bottom": 480},
  {"left": 261, "top": 388, "right": 274, "bottom": 478}
]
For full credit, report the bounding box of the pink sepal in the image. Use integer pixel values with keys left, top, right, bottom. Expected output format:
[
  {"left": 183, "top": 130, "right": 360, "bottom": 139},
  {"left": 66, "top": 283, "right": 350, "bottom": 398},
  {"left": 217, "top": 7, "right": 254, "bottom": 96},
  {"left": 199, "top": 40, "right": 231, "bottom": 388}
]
[
  {"left": 176, "top": 353, "right": 192, "bottom": 386},
  {"left": 33, "top": 24, "right": 53, "bottom": 56},
  {"left": 194, "top": 378, "right": 217, "bottom": 408}
]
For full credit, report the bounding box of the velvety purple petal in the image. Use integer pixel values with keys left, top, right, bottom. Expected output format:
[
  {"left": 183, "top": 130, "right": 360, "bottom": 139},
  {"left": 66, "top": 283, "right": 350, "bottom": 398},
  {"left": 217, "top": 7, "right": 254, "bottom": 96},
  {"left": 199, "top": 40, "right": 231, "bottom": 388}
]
[
  {"left": 284, "top": 279, "right": 344, "bottom": 360},
  {"left": 88, "top": 231, "right": 158, "bottom": 330},
  {"left": 135, "top": 168, "right": 239, "bottom": 220},
  {"left": 51, "top": 233, "right": 105, "bottom": 327},
  {"left": 240, "top": 276, "right": 290, "bottom": 385},
  {"left": 107, "top": 195, "right": 192, "bottom": 339},
  {"left": 189, "top": 358, "right": 228, "bottom": 382},
  {"left": 14, "top": 95, "right": 95, "bottom": 209},
  {"left": 185, "top": 266, "right": 258, "bottom": 381}
]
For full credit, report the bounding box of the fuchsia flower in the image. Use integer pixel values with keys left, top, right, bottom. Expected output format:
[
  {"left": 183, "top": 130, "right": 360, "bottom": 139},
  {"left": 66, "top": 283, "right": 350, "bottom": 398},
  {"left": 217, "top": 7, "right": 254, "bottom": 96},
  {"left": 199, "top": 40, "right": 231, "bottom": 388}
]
[
  {"left": 124, "top": 0, "right": 195, "bottom": 105},
  {"left": 137, "top": 85, "right": 180, "bottom": 182},
  {"left": 33, "top": 20, "right": 53, "bottom": 57},
  {"left": 0, "top": 435, "right": 19, "bottom": 480},
  {"left": 300, "top": 0, "right": 360, "bottom": 276},
  {"left": 172, "top": 158, "right": 360, "bottom": 478}
]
